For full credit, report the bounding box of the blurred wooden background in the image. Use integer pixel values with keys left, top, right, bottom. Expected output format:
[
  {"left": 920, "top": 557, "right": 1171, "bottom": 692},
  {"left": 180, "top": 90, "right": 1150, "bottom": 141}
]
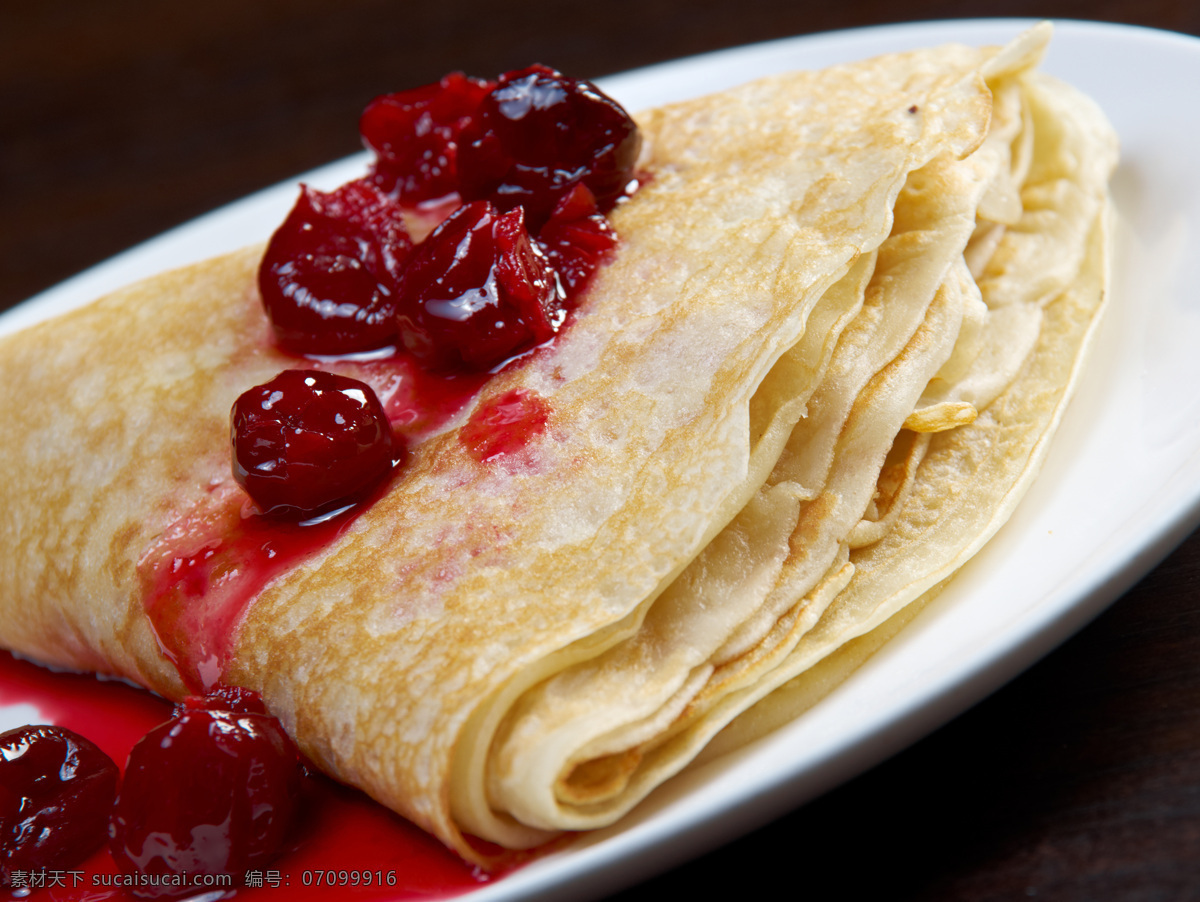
[{"left": 3, "top": 2, "right": 1200, "bottom": 899}]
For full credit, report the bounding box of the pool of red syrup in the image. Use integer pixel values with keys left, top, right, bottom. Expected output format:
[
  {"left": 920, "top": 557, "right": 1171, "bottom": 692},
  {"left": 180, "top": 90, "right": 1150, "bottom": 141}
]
[{"left": 0, "top": 650, "right": 496, "bottom": 901}]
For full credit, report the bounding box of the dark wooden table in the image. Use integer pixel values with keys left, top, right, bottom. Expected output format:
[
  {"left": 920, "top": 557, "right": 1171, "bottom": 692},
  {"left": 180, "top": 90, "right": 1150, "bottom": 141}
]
[{"left": 4, "top": 2, "right": 1200, "bottom": 900}]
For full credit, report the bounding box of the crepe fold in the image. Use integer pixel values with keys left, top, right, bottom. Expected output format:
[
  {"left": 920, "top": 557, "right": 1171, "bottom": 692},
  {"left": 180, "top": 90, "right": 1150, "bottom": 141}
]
[{"left": 0, "top": 24, "right": 1115, "bottom": 864}]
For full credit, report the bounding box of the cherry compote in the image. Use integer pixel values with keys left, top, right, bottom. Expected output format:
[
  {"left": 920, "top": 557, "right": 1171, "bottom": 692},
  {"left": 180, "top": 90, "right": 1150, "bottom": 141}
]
[
  {"left": 361, "top": 71, "right": 494, "bottom": 204},
  {"left": 265, "top": 64, "right": 639, "bottom": 373},
  {"left": 245, "top": 66, "right": 640, "bottom": 515},
  {"left": 537, "top": 183, "right": 618, "bottom": 295},
  {"left": 397, "top": 201, "right": 560, "bottom": 371},
  {"left": 457, "top": 65, "right": 641, "bottom": 229},
  {"left": 259, "top": 179, "right": 412, "bottom": 354},
  {"left": 0, "top": 725, "right": 119, "bottom": 882},
  {"left": 108, "top": 693, "right": 303, "bottom": 897},
  {"left": 231, "top": 369, "right": 397, "bottom": 518}
]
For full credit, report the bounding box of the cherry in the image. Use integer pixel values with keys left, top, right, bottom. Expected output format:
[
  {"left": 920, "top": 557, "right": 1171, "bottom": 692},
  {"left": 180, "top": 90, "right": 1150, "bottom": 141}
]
[
  {"left": 259, "top": 179, "right": 412, "bottom": 354},
  {"left": 108, "top": 697, "right": 302, "bottom": 897},
  {"left": 175, "top": 685, "right": 267, "bottom": 717},
  {"left": 0, "top": 725, "right": 119, "bottom": 882},
  {"left": 537, "top": 183, "right": 617, "bottom": 296},
  {"left": 457, "top": 65, "right": 641, "bottom": 229},
  {"left": 231, "top": 369, "right": 396, "bottom": 518},
  {"left": 396, "top": 201, "right": 561, "bottom": 371},
  {"left": 361, "top": 71, "right": 494, "bottom": 204}
]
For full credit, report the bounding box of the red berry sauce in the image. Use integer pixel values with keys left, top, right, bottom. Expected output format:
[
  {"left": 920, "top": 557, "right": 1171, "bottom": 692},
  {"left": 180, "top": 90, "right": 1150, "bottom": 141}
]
[
  {"left": 352, "top": 352, "right": 492, "bottom": 435},
  {"left": 537, "top": 183, "right": 618, "bottom": 296},
  {"left": 1, "top": 725, "right": 119, "bottom": 883},
  {"left": 139, "top": 480, "right": 363, "bottom": 693},
  {"left": 459, "top": 388, "right": 551, "bottom": 463}
]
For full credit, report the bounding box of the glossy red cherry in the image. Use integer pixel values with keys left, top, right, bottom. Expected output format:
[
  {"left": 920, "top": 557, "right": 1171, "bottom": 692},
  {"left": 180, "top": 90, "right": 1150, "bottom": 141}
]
[
  {"left": 397, "top": 201, "right": 561, "bottom": 372},
  {"left": 231, "top": 369, "right": 396, "bottom": 518},
  {"left": 457, "top": 65, "right": 641, "bottom": 229},
  {"left": 537, "top": 183, "right": 617, "bottom": 296},
  {"left": 259, "top": 179, "right": 412, "bottom": 354},
  {"left": 175, "top": 685, "right": 268, "bottom": 717},
  {"left": 361, "top": 72, "right": 494, "bottom": 204},
  {"left": 108, "top": 700, "right": 303, "bottom": 897},
  {"left": 0, "top": 725, "right": 119, "bottom": 881}
]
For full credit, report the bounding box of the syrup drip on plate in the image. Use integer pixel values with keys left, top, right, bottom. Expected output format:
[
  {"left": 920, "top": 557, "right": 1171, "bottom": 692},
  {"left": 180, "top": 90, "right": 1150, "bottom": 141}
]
[{"left": 0, "top": 651, "right": 492, "bottom": 901}]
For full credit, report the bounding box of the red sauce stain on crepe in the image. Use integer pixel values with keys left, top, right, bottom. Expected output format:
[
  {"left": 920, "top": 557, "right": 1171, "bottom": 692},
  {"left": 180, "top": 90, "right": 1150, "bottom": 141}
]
[
  {"left": 459, "top": 389, "right": 550, "bottom": 463},
  {"left": 0, "top": 650, "right": 493, "bottom": 901}
]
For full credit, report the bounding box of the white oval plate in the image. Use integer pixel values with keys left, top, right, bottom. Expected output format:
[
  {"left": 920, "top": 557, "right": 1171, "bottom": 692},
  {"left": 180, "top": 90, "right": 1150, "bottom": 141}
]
[{"left": 4, "top": 17, "right": 1199, "bottom": 902}]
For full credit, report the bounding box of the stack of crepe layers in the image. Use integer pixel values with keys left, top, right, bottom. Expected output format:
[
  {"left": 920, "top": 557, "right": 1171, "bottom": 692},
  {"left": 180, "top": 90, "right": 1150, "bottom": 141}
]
[
  {"left": 0, "top": 24, "right": 1115, "bottom": 865},
  {"left": 471, "top": 24, "right": 1117, "bottom": 847}
]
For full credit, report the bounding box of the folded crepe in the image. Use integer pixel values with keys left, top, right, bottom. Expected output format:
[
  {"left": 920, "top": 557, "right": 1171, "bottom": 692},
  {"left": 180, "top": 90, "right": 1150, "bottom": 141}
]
[{"left": 0, "top": 23, "right": 1116, "bottom": 864}]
